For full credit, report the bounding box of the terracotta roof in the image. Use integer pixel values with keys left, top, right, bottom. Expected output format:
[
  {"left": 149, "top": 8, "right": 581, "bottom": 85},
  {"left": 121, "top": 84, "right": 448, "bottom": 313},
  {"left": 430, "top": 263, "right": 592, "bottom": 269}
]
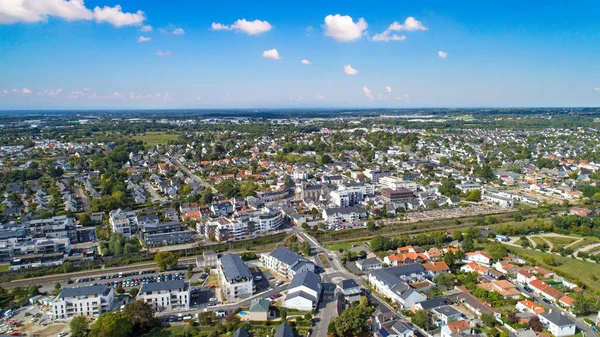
[
  {"left": 447, "top": 320, "right": 470, "bottom": 332},
  {"left": 559, "top": 295, "right": 574, "bottom": 306},
  {"left": 518, "top": 300, "right": 545, "bottom": 314},
  {"left": 542, "top": 286, "right": 564, "bottom": 300},
  {"left": 422, "top": 261, "right": 450, "bottom": 272},
  {"left": 529, "top": 279, "right": 548, "bottom": 291},
  {"left": 466, "top": 251, "right": 492, "bottom": 259}
]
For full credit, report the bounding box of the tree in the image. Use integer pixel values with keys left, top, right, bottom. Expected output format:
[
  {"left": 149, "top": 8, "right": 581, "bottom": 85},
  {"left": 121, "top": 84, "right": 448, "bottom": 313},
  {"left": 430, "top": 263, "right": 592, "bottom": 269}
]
[
  {"left": 481, "top": 313, "right": 497, "bottom": 327},
  {"left": 123, "top": 300, "right": 156, "bottom": 332},
  {"left": 465, "top": 189, "right": 482, "bottom": 202},
  {"left": 529, "top": 316, "right": 543, "bottom": 331},
  {"left": 367, "top": 220, "right": 377, "bottom": 231},
  {"left": 301, "top": 241, "right": 311, "bottom": 256},
  {"left": 199, "top": 311, "right": 216, "bottom": 326},
  {"left": 462, "top": 234, "right": 474, "bottom": 252},
  {"left": 541, "top": 253, "right": 560, "bottom": 266},
  {"left": 433, "top": 273, "right": 455, "bottom": 289},
  {"left": 128, "top": 288, "right": 139, "bottom": 297},
  {"left": 108, "top": 232, "right": 125, "bottom": 256},
  {"left": 70, "top": 315, "right": 89, "bottom": 337},
  {"left": 55, "top": 282, "right": 62, "bottom": 290},
  {"left": 79, "top": 213, "right": 92, "bottom": 226},
  {"left": 487, "top": 243, "right": 508, "bottom": 261},
  {"left": 89, "top": 312, "right": 133, "bottom": 337},
  {"left": 571, "top": 292, "right": 596, "bottom": 316},
  {"left": 331, "top": 300, "right": 375, "bottom": 337},
  {"left": 412, "top": 310, "right": 432, "bottom": 330},
  {"left": 444, "top": 251, "right": 456, "bottom": 270},
  {"left": 370, "top": 235, "right": 386, "bottom": 252},
  {"left": 154, "top": 252, "right": 178, "bottom": 271},
  {"left": 301, "top": 222, "right": 309, "bottom": 230},
  {"left": 202, "top": 189, "right": 214, "bottom": 204}
]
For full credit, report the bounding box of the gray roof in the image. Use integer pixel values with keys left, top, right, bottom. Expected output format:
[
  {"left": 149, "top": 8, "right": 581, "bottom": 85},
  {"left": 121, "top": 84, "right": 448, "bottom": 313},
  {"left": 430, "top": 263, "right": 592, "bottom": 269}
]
[
  {"left": 249, "top": 298, "right": 270, "bottom": 313},
  {"left": 356, "top": 257, "right": 381, "bottom": 266},
  {"left": 433, "top": 305, "right": 461, "bottom": 317},
  {"left": 418, "top": 297, "right": 448, "bottom": 310},
  {"left": 324, "top": 206, "right": 365, "bottom": 215},
  {"left": 140, "top": 280, "right": 187, "bottom": 294},
  {"left": 289, "top": 270, "right": 321, "bottom": 293},
  {"left": 391, "top": 321, "right": 413, "bottom": 334},
  {"left": 275, "top": 323, "right": 295, "bottom": 337},
  {"left": 59, "top": 285, "right": 111, "bottom": 299},
  {"left": 338, "top": 279, "right": 359, "bottom": 290},
  {"left": 220, "top": 253, "right": 252, "bottom": 282},
  {"left": 540, "top": 311, "right": 575, "bottom": 326},
  {"left": 371, "top": 269, "right": 403, "bottom": 289},
  {"left": 385, "top": 263, "right": 425, "bottom": 277},
  {"left": 232, "top": 328, "right": 249, "bottom": 337},
  {"left": 269, "top": 248, "right": 306, "bottom": 267},
  {"left": 286, "top": 290, "right": 317, "bottom": 303}
]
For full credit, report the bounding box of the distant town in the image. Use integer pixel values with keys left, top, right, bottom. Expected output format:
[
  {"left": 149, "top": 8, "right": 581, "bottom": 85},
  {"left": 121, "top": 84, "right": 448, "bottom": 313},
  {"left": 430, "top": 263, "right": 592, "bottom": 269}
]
[{"left": 0, "top": 109, "right": 599, "bottom": 337}]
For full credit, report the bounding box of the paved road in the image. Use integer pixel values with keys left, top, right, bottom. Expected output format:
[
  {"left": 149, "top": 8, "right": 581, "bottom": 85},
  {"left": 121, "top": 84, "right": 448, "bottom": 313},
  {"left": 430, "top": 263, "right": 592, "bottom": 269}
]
[{"left": 171, "top": 156, "right": 216, "bottom": 193}]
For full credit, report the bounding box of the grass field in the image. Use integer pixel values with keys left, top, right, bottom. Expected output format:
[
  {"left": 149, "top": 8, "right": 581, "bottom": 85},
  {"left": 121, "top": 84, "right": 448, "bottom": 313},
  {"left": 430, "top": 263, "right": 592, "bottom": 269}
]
[
  {"left": 132, "top": 132, "right": 181, "bottom": 148},
  {"left": 205, "top": 273, "right": 218, "bottom": 287},
  {"left": 145, "top": 325, "right": 214, "bottom": 337},
  {"left": 542, "top": 236, "right": 578, "bottom": 249},
  {"left": 0, "top": 264, "right": 9, "bottom": 272},
  {"left": 318, "top": 253, "right": 331, "bottom": 268},
  {"left": 530, "top": 236, "right": 548, "bottom": 247},
  {"left": 506, "top": 245, "right": 600, "bottom": 292},
  {"left": 324, "top": 241, "right": 365, "bottom": 252},
  {"left": 566, "top": 237, "right": 600, "bottom": 251}
]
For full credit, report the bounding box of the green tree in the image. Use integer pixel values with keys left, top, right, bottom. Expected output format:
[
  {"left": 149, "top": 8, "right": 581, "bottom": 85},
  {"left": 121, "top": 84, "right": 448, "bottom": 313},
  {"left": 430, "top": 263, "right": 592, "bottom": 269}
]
[
  {"left": 481, "top": 313, "right": 497, "bottom": 327},
  {"left": 89, "top": 312, "right": 133, "bottom": 337},
  {"left": 465, "top": 189, "right": 482, "bottom": 202},
  {"left": 301, "top": 241, "right": 311, "bottom": 256},
  {"left": 541, "top": 253, "right": 560, "bottom": 266},
  {"left": 123, "top": 300, "right": 156, "bottom": 332},
  {"left": 331, "top": 300, "right": 375, "bottom": 337},
  {"left": 412, "top": 310, "right": 432, "bottom": 330},
  {"left": 199, "top": 311, "right": 216, "bottom": 326},
  {"left": 433, "top": 273, "right": 456, "bottom": 289},
  {"left": 487, "top": 243, "right": 508, "bottom": 261},
  {"left": 70, "top": 315, "right": 89, "bottom": 337},
  {"left": 462, "top": 234, "right": 475, "bottom": 252},
  {"left": 154, "top": 252, "right": 178, "bottom": 271},
  {"left": 79, "top": 213, "right": 92, "bottom": 226}
]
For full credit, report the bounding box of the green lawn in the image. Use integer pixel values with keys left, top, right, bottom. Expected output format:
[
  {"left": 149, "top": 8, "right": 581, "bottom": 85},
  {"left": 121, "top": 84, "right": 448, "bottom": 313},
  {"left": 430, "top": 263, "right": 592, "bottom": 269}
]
[
  {"left": 145, "top": 326, "right": 211, "bottom": 337},
  {"left": 132, "top": 132, "right": 181, "bottom": 148},
  {"left": 324, "top": 240, "right": 365, "bottom": 252},
  {"left": 318, "top": 253, "right": 331, "bottom": 268},
  {"left": 566, "top": 237, "right": 600, "bottom": 251},
  {"left": 505, "top": 245, "right": 600, "bottom": 292},
  {"left": 543, "top": 236, "right": 578, "bottom": 249},
  {"left": 0, "top": 264, "right": 9, "bottom": 272},
  {"left": 530, "top": 236, "right": 548, "bottom": 247}
]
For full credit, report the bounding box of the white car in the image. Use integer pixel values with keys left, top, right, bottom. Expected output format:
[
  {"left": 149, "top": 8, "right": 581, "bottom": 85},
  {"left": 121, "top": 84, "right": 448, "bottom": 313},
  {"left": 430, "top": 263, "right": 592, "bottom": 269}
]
[{"left": 209, "top": 297, "right": 217, "bottom": 302}]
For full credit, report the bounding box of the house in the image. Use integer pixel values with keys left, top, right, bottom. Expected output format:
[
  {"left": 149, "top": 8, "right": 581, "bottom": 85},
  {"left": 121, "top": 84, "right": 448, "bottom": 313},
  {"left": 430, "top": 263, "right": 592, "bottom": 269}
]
[
  {"left": 232, "top": 328, "right": 249, "bottom": 337},
  {"left": 465, "top": 251, "right": 492, "bottom": 266},
  {"left": 477, "top": 280, "right": 521, "bottom": 299},
  {"left": 322, "top": 206, "right": 366, "bottom": 224},
  {"left": 376, "top": 321, "right": 415, "bottom": 337},
  {"left": 415, "top": 298, "right": 449, "bottom": 311},
  {"left": 460, "top": 262, "right": 489, "bottom": 275},
  {"left": 441, "top": 320, "right": 472, "bottom": 337},
  {"left": 218, "top": 254, "right": 254, "bottom": 301},
  {"left": 109, "top": 209, "right": 138, "bottom": 237},
  {"left": 247, "top": 298, "right": 270, "bottom": 321},
  {"left": 385, "top": 252, "right": 429, "bottom": 266},
  {"left": 516, "top": 300, "right": 545, "bottom": 315},
  {"left": 559, "top": 295, "right": 574, "bottom": 307},
  {"left": 569, "top": 207, "right": 595, "bottom": 217},
  {"left": 52, "top": 285, "right": 115, "bottom": 319},
  {"left": 284, "top": 270, "right": 322, "bottom": 311},
  {"left": 274, "top": 322, "right": 295, "bottom": 337},
  {"left": 336, "top": 279, "right": 362, "bottom": 303},
  {"left": 422, "top": 261, "right": 450, "bottom": 277},
  {"left": 538, "top": 311, "right": 576, "bottom": 337},
  {"left": 355, "top": 257, "right": 382, "bottom": 272},
  {"left": 196, "top": 250, "right": 218, "bottom": 269},
  {"left": 451, "top": 287, "right": 500, "bottom": 318},
  {"left": 137, "top": 280, "right": 190, "bottom": 312},
  {"left": 516, "top": 269, "right": 536, "bottom": 284},
  {"left": 260, "top": 248, "right": 314, "bottom": 279},
  {"left": 432, "top": 305, "right": 462, "bottom": 325}
]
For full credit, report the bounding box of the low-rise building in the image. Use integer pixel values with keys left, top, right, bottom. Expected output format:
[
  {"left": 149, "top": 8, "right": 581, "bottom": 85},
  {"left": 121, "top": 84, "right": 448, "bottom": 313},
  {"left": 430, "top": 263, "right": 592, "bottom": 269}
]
[
  {"left": 355, "top": 257, "right": 382, "bottom": 272},
  {"left": 284, "top": 270, "right": 322, "bottom": 311},
  {"left": 248, "top": 298, "right": 270, "bottom": 321},
  {"left": 218, "top": 253, "right": 254, "bottom": 301},
  {"left": 260, "top": 248, "right": 314, "bottom": 279},
  {"left": 538, "top": 311, "right": 576, "bottom": 337},
  {"left": 52, "top": 285, "right": 114, "bottom": 319},
  {"left": 138, "top": 280, "right": 190, "bottom": 312}
]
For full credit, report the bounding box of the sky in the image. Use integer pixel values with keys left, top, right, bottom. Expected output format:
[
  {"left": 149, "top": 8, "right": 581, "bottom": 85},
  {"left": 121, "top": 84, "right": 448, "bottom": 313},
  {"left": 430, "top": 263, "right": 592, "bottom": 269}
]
[{"left": 1, "top": 0, "right": 600, "bottom": 109}]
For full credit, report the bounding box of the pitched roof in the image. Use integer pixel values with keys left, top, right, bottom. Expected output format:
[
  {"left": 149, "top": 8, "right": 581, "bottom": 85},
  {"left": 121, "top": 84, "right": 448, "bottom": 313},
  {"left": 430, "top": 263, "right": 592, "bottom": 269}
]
[
  {"left": 232, "top": 328, "right": 249, "bottom": 337},
  {"left": 219, "top": 253, "right": 252, "bottom": 282},
  {"left": 417, "top": 298, "right": 449, "bottom": 310},
  {"left": 423, "top": 261, "right": 450, "bottom": 272},
  {"left": 539, "top": 311, "right": 575, "bottom": 326},
  {"left": 249, "top": 298, "right": 270, "bottom": 313},
  {"left": 288, "top": 270, "right": 320, "bottom": 293},
  {"left": 274, "top": 323, "right": 295, "bottom": 337},
  {"left": 542, "top": 286, "right": 564, "bottom": 300},
  {"left": 529, "top": 279, "right": 548, "bottom": 291},
  {"left": 518, "top": 300, "right": 545, "bottom": 314},
  {"left": 338, "top": 279, "right": 359, "bottom": 290},
  {"left": 466, "top": 251, "right": 491, "bottom": 259},
  {"left": 447, "top": 320, "right": 471, "bottom": 332},
  {"left": 269, "top": 248, "right": 306, "bottom": 267}
]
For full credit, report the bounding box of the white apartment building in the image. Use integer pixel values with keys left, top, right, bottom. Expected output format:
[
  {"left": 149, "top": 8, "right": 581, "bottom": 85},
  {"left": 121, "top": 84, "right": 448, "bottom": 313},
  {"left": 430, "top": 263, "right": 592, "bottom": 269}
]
[
  {"left": 53, "top": 285, "right": 115, "bottom": 319},
  {"left": 379, "top": 177, "right": 419, "bottom": 192},
  {"left": 218, "top": 253, "right": 254, "bottom": 301},
  {"left": 330, "top": 183, "right": 366, "bottom": 207},
  {"left": 197, "top": 207, "right": 283, "bottom": 242},
  {"left": 109, "top": 208, "right": 138, "bottom": 237},
  {"left": 260, "top": 248, "right": 314, "bottom": 279},
  {"left": 137, "top": 280, "right": 190, "bottom": 312}
]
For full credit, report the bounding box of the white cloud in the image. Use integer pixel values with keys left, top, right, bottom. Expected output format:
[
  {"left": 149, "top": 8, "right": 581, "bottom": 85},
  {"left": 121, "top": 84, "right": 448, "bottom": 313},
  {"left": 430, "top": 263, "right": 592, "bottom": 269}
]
[
  {"left": 324, "top": 14, "right": 368, "bottom": 42},
  {"left": 305, "top": 25, "right": 313, "bottom": 35},
  {"left": 363, "top": 86, "right": 374, "bottom": 99},
  {"left": 262, "top": 49, "right": 280, "bottom": 60},
  {"left": 388, "top": 17, "right": 427, "bottom": 31},
  {"left": 172, "top": 27, "right": 184, "bottom": 35},
  {"left": 22, "top": 88, "right": 31, "bottom": 94},
  {"left": 344, "top": 64, "right": 359, "bottom": 75},
  {"left": 316, "top": 94, "right": 324, "bottom": 100},
  {"left": 211, "top": 19, "right": 272, "bottom": 35},
  {"left": 1, "top": 89, "right": 7, "bottom": 94},
  {"left": 138, "top": 35, "right": 151, "bottom": 42},
  {"left": 140, "top": 24, "right": 152, "bottom": 32},
  {"left": 396, "top": 93, "right": 410, "bottom": 100},
  {"left": 372, "top": 31, "right": 406, "bottom": 42},
  {"left": 438, "top": 50, "right": 448, "bottom": 59},
  {"left": 594, "top": 88, "right": 600, "bottom": 93},
  {"left": 385, "top": 86, "right": 392, "bottom": 93},
  {"left": 160, "top": 24, "right": 185, "bottom": 35},
  {"left": 69, "top": 90, "right": 87, "bottom": 98},
  {"left": 156, "top": 50, "right": 171, "bottom": 57},
  {"left": 37, "top": 89, "right": 62, "bottom": 96},
  {"left": 12, "top": 89, "right": 19, "bottom": 93},
  {"left": 301, "top": 59, "right": 311, "bottom": 65},
  {"left": 93, "top": 5, "right": 145, "bottom": 27}
]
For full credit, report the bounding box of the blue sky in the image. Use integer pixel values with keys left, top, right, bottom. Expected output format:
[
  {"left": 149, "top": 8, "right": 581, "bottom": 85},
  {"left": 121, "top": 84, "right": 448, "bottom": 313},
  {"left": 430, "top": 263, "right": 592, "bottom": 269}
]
[{"left": 1, "top": 0, "right": 599, "bottom": 109}]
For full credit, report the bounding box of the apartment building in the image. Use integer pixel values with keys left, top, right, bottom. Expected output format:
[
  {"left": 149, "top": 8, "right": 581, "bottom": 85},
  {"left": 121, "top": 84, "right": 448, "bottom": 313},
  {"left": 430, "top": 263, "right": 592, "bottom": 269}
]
[
  {"left": 218, "top": 253, "right": 254, "bottom": 301},
  {"left": 330, "top": 183, "right": 366, "bottom": 207},
  {"left": 284, "top": 270, "right": 322, "bottom": 311},
  {"left": 379, "top": 188, "right": 415, "bottom": 203},
  {"left": 53, "top": 285, "right": 115, "bottom": 319},
  {"left": 25, "top": 215, "right": 76, "bottom": 241},
  {"left": 138, "top": 280, "right": 190, "bottom": 312},
  {"left": 260, "top": 248, "right": 314, "bottom": 279},
  {"left": 109, "top": 208, "right": 138, "bottom": 237}
]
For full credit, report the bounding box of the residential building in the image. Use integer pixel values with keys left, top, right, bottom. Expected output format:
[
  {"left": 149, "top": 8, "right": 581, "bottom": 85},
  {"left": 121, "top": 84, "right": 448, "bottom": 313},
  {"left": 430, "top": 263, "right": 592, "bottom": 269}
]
[
  {"left": 441, "top": 320, "right": 472, "bottom": 337},
  {"left": 368, "top": 265, "right": 427, "bottom": 309},
  {"left": 52, "top": 285, "right": 114, "bottom": 319},
  {"left": 330, "top": 183, "right": 366, "bottom": 207},
  {"left": 355, "top": 257, "right": 382, "bottom": 272},
  {"left": 379, "top": 188, "right": 415, "bottom": 203},
  {"left": 248, "top": 298, "right": 270, "bottom": 321},
  {"left": 284, "top": 270, "right": 322, "bottom": 311},
  {"left": 465, "top": 251, "right": 492, "bottom": 266},
  {"left": 336, "top": 279, "right": 362, "bottom": 303},
  {"left": 137, "top": 280, "right": 190, "bottom": 312},
  {"left": 196, "top": 250, "right": 218, "bottom": 269},
  {"left": 274, "top": 322, "right": 295, "bottom": 337},
  {"left": 218, "top": 253, "right": 254, "bottom": 301},
  {"left": 538, "top": 311, "right": 576, "bottom": 337},
  {"left": 260, "top": 248, "right": 314, "bottom": 279},
  {"left": 140, "top": 221, "right": 194, "bottom": 247},
  {"left": 109, "top": 209, "right": 138, "bottom": 237},
  {"left": 375, "top": 321, "right": 414, "bottom": 337},
  {"left": 322, "top": 206, "right": 365, "bottom": 224},
  {"left": 432, "top": 305, "right": 462, "bottom": 325},
  {"left": 25, "top": 215, "right": 77, "bottom": 241},
  {"left": 477, "top": 280, "right": 521, "bottom": 299}
]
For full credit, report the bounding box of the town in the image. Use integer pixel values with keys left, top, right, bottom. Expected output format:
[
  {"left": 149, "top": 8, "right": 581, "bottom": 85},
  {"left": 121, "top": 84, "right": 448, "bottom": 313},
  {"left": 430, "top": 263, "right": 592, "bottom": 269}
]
[{"left": 0, "top": 110, "right": 599, "bottom": 337}]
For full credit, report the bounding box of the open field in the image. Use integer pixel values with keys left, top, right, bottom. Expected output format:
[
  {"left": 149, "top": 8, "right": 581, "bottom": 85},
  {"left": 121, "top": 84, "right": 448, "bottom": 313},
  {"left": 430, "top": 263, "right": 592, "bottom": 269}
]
[
  {"left": 566, "top": 237, "right": 600, "bottom": 251},
  {"left": 530, "top": 236, "right": 548, "bottom": 247},
  {"left": 324, "top": 241, "right": 367, "bottom": 252},
  {"left": 132, "top": 132, "right": 181, "bottom": 148},
  {"left": 505, "top": 245, "right": 600, "bottom": 292},
  {"left": 0, "top": 264, "right": 9, "bottom": 272}
]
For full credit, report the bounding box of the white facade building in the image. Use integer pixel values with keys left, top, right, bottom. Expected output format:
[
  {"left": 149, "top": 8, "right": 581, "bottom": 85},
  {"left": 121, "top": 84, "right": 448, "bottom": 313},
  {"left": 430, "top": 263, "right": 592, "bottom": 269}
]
[
  {"left": 52, "top": 285, "right": 114, "bottom": 319},
  {"left": 218, "top": 254, "right": 254, "bottom": 301},
  {"left": 109, "top": 208, "right": 138, "bottom": 237},
  {"left": 137, "top": 280, "right": 190, "bottom": 312}
]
